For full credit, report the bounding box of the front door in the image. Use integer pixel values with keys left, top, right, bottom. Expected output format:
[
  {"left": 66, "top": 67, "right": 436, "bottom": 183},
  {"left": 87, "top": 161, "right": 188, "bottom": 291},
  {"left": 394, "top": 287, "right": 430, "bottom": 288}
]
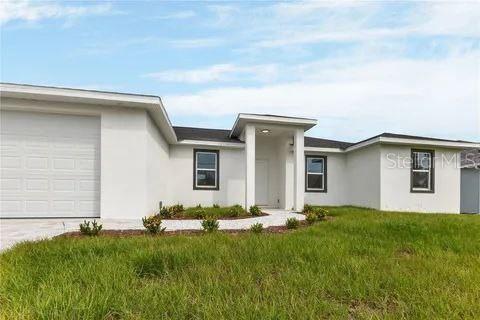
[{"left": 255, "top": 159, "right": 269, "bottom": 206}]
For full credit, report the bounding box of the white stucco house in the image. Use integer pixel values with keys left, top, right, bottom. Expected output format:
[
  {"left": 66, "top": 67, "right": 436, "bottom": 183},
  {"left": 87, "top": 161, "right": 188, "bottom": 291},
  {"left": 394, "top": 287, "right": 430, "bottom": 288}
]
[{"left": 1, "top": 83, "right": 479, "bottom": 219}]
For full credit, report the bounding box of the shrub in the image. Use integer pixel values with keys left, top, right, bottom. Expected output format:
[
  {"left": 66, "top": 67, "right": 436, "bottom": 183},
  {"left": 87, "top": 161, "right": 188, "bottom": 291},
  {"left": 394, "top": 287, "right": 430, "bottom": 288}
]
[
  {"left": 302, "top": 205, "right": 328, "bottom": 221},
  {"left": 314, "top": 208, "right": 328, "bottom": 220},
  {"left": 285, "top": 217, "right": 300, "bottom": 229},
  {"left": 159, "top": 206, "right": 172, "bottom": 218},
  {"left": 250, "top": 223, "right": 264, "bottom": 233},
  {"left": 201, "top": 217, "right": 219, "bottom": 232},
  {"left": 196, "top": 204, "right": 202, "bottom": 209},
  {"left": 142, "top": 214, "right": 166, "bottom": 234},
  {"left": 194, "top": 208, "right": 206, "bottom": 219},
  {"left": 213, "top": 203, "right": 220, "bottom": 209},
  {"left": 249, "top": 205, "right": 262, "bottom": 216},
  {"left": 303, "top": 204, "right": 314, "bottom": 214},
  {"left": 79, "top": 220, "right": 102, "bottom": 236},
  {"left": 170, "top": 204, "right": 184, "bottom": 216},
  {"left": 229, "top": 204, "right": 244, "bottom": 217},
  {"left": 305, "top": 212, "right": 317, "bottom": 225}
]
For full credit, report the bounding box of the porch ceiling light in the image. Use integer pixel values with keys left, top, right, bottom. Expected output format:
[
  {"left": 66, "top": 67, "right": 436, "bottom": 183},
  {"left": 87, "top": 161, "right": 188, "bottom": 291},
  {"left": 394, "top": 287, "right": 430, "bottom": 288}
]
[{"left": 260, "top": 129, "right": 271, "bottom": 134}]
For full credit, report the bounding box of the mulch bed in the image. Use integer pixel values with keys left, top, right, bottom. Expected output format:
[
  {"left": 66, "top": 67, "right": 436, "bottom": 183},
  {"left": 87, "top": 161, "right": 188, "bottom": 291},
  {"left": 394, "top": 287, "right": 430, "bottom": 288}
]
[
  {"left": 56, "top": 219, "right": 331, "bottom": 239},
  {"left": 161, "top": 212, "right": 269, "bottom": 220}
]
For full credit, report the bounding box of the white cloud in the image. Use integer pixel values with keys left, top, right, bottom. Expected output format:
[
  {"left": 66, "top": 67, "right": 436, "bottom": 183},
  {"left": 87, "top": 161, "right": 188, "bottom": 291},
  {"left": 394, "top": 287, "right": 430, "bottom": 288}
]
[
  {"left": 153, "top": 10, "right": 196, "bottom": 20},
  {"left": 169, "top": 38, "right": 224, "bottom": 49},
  {"left": 414, "top": 2, "right": 480, "bottom": 38},
  {"left": 207, "top": 5, "right": 238, "bottom": 26},
  {"left": 162, "top": 51, "right": 479, "bottom": 141},
  {"left": 253, "top": 1, "right": 480, "bottom": 48},
  {"left": 273, "top": 0, "right": 366, "bottom": 18},
  {"left": 0, "top": 0, "right": 115, "bottom": 25},
  {"left": 144, "top": 64, "right": 278, "bottom": 83}
]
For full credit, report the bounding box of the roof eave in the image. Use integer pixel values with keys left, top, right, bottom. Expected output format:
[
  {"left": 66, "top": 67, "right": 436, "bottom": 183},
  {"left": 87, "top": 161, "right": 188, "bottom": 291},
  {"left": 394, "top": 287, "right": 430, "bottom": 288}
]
[
  {"left": 230, "top": 113, "right": 318, "bottom": 138},
  {"left": 176, "top": 139, "right": 244, "bottom": 148},
  {"left": 346, "top": 137, "right": 480, "bottom": 152},
  {"left": 0, "top": 83, "right": 178, "bottom": 144}
]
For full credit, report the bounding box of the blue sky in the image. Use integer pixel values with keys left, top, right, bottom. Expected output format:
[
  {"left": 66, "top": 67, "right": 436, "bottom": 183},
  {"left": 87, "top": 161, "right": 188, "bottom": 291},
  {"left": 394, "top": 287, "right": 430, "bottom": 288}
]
[{"left": 1, "top": 1, "right": 479, "bottom": 142}]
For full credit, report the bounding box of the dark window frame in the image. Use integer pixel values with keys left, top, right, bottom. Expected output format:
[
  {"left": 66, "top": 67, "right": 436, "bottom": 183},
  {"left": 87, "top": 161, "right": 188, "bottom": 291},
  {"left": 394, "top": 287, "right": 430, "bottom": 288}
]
[
  {"left": 410, "top": 149, "right": 435, "bottom": 193},
  {"left": 305, "top": 155, "right": 327, "bottom": 193},
  {"left": 193, "top": 149, "right": 220, "bottom": 191}
]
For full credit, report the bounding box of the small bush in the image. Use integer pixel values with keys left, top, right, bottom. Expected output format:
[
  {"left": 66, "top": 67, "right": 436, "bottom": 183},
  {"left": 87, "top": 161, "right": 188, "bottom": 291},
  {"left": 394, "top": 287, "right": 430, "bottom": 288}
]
[
  {"left": 229, "top": 204, "right": 244, "bottom": 217},
  {"left": 79, "top": 220, "right": 102, "bottom": 236},
  {"left": 213, "top": 203, "right": 220, "bottom": 209},
  {"left": 315, "top": 208, "right": 328, "bottom": 220},
  {"left": 201, "top": 217, "right": 219, "bottom": 232},
  {"left": 196, "top": 204, "right": 202, "bottom": 209},
  {"left": 142, "top": 214, "right": 166, "bottom": 234},
  {"left": 170, "top": 204, "right": 184, "bottom": 215},
  {"left": 305, "top": 212, "right": 317, "bottom": 225},
  {"left": 250, "top": 223, "right": 264, "bottom": 233},
  {"left": 194, "top": 208, "right": 206, "bottom": 219},
  {"left": 159, "top": 206, "right": 172, "bottom": 218},
  {"left": 249, "top": 205, "right": 262, "bottom": 216},
  {"left": 302, "top": 205, "right": 328, "bottom": 221},
  {"left": 285, "top": 217, "right": 300, "bottom": 229},
  {"left": 303, "top": 204, "right": 314, "bottom": 214}
]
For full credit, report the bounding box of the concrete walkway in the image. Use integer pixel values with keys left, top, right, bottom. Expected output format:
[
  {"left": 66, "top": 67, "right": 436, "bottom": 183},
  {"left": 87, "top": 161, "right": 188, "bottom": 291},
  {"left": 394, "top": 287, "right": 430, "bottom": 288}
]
[{"left": 0, "top": 209, "right": 304, "bottom": 251}]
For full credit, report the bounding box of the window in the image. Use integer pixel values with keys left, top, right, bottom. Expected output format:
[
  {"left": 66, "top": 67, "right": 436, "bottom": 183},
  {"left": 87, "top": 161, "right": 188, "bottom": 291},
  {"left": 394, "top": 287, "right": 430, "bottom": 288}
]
[
  {"left": 305, "top": 155, "right": 327, "bottom": 192},
  {"left": 193, "top": 149, "right": 219, "bottom": 190},
  {"left": 411, "top": 149, "right": 434, "bottom": 193}
]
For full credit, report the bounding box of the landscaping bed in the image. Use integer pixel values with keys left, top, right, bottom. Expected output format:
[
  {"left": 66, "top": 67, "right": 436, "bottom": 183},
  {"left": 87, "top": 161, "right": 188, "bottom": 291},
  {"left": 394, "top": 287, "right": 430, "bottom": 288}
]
[
  {"left": 158, "top": 204, "right": 267, "bottom": 220},
  {"left": 57, "top": 222, "right": 309, "bottom": 238}
]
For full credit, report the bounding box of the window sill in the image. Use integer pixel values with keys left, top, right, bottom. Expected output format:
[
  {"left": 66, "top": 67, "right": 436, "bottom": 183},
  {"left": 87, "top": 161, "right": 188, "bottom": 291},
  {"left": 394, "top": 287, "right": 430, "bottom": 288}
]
[
  {"left": 410, "top": 189, "right": 434, "bottom": 194},
  {"left": 193, "top": 187, "right": 219, "bottom": 191},
  {"left": 305, "top": 189, "right": 328, "bottom": 193}
]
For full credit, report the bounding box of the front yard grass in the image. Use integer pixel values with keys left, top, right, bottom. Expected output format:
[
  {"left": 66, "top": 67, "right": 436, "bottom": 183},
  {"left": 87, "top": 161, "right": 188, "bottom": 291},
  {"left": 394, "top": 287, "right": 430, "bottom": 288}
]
[{"left": 1, "top": 207, "right": 479, "bottom": 319}]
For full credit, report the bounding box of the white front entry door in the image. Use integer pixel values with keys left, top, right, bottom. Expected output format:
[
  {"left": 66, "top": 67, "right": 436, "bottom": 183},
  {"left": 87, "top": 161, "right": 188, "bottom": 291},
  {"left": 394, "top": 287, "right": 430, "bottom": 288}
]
[
  {"left": 255, "top": 159, "right": 269, "bottom": 206},
  {"left": 0, "top": 111, "right": 101, "bottom": 218}
]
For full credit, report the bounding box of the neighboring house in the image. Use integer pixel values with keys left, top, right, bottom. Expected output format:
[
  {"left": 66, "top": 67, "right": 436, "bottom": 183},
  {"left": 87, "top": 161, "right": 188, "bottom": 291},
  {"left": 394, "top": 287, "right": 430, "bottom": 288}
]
[
  {"left": 1, "top": 83, "right": 478, "bottom": 219},
  {"left": 460, "top": 149, "right": 480, "bottom": 213}
]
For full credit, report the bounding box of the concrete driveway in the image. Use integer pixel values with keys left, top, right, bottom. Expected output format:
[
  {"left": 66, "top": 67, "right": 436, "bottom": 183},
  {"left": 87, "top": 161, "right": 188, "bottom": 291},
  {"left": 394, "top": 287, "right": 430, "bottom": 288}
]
[{"left": 0, "top": 209, "right": 304, "bottom": 251}]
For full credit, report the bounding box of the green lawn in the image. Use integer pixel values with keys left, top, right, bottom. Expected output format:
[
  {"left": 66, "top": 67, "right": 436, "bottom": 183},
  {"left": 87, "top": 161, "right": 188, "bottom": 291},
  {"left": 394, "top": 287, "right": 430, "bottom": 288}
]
[{"left": 1, "top": 207, "right": 479, "bottom": 319}]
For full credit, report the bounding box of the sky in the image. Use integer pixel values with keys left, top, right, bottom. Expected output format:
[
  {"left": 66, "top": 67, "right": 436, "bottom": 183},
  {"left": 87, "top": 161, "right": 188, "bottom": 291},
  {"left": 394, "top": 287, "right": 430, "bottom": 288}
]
[{"left": 1, "top": 0, "right": 479, "bottom": 142}]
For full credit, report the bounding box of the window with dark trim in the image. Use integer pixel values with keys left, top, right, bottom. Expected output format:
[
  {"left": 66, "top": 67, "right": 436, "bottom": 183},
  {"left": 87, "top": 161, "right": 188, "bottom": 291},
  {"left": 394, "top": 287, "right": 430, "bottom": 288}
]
[
  {"left": 193, "top": 149, "right": 219, "bottom": 190},
  {"left": 305, "top": 155, "right": 327, "bottom": 192},
  {"left": 411, "top": 149, "right": 434, "bottom": 193}
]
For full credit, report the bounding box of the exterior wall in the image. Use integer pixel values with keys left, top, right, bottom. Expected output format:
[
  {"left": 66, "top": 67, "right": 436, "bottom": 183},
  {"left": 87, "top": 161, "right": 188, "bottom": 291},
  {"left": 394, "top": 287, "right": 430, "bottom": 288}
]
[
  {"left": 168, "top": 145, "right": 245, "bottom": 207},
  {"left": 304, "top": 152, "right": 348, "bottom": 206},
  {"left": 380, "top": 145, "right": 461, "bottom": 213},
  {"left": 145, "top": 114, "right": 170, "bottom": 214},
  {"left": 346, "top": 145, "right": 381, "bottom": 209},
  {"left": 100, "top": 107, "right": 149, "bottom": 219},
  {"left": 461, "top": 168, "right": 480, "bottom": 213}
]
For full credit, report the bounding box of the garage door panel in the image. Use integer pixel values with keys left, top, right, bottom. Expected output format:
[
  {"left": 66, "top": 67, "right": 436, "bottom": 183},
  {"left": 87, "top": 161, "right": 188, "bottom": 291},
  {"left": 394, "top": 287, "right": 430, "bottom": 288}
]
[{"left": 1, "top": 111, "right": 100, "bottom": 218}]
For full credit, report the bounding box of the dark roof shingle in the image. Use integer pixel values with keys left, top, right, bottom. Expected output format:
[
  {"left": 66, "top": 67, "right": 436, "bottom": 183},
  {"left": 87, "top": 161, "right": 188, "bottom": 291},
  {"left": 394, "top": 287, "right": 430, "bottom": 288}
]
[
  {"left": 352, "top": 132, "right": 472, "bottom": 146},
  {"left": 304, "top": 137, "right": 353, "bottom": 149},
  {"left": 173, "top": 127, "right": 477, "bottom": 153},
  {"left": 173, "top": 126, "right": 243, "bottom": 144}
]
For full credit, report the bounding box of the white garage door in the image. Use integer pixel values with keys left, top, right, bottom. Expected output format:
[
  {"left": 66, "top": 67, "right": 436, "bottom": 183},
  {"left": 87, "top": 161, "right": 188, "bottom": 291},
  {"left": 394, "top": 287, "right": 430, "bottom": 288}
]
[{"left": 1, "top": 111, "right": 100, "bottom": 218}]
